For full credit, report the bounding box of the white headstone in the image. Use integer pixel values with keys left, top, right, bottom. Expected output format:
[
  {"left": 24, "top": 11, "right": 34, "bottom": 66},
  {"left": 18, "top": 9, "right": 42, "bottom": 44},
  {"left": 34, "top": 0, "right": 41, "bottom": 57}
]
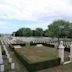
[
  {"left": 11, "top": 63, "right": 15, "bottom": 70},
  {"left": 0, "top": 58, "right": 3, "bottom": 64},
  {"left": 9, "top": 58, "right": 12, "bottom": 63},
  {"left": 70, "top": 43, "right": 72, "bottom": 61},
  {"left": 36, "top": 44, "right": 43, "bottom": 47},
  {"left": 0, "top": 65, "right": 4, "bottom": 72},
  {"left": 7, "top": 54, "right": 10, "bottom": 59}
]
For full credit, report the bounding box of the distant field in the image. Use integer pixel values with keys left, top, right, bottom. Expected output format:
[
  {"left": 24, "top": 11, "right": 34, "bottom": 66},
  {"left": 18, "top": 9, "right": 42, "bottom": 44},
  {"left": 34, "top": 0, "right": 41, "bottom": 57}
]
[{"left": 14, "top": 46, "right": 58, "bottom": 63}]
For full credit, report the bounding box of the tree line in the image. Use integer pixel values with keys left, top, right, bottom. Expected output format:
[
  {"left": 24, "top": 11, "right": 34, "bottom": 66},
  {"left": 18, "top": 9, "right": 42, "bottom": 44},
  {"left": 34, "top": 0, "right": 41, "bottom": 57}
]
[{"left": 12, "top": 20, "right": 72, "bottom": 38}]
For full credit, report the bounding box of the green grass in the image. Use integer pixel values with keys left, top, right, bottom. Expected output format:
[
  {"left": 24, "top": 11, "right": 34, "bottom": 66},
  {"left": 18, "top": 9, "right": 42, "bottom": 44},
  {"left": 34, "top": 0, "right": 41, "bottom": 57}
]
[{"left": 14, "top": 46, "right": 58, "bottom": 63}]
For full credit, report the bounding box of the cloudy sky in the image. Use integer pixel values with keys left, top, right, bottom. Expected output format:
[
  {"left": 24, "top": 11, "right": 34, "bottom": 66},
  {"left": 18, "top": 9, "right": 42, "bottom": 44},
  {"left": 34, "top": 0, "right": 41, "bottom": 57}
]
[{"left": 0, "top": 0, "right": 72, "bottom": 33}]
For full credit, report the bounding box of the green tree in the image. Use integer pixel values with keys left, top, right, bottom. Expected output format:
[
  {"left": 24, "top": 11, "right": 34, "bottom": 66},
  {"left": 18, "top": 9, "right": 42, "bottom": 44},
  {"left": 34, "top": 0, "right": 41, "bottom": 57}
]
[
  {"left": 48, "top": 20, "right": 70, "bottom": 38},
  {"left": 68, "top": 23, "right": 72, "bottom": 38},
  {"left": 15, "top": 28, "right": 33, "bottom": 37},
  {"left": 48, "top": 20, "right": 70, "bottom": 46},
  {"left": 44, "top": 29, "right": 49, "bottom": 37},
  {"left": 35, "top": 28, "right": 43, "bottom": 36}
]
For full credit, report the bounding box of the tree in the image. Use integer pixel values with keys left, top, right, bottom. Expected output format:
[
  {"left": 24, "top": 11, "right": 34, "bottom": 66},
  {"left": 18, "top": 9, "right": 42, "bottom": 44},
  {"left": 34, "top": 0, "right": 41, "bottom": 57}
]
[
  {"left": 32, "top": 30, "right": 35, "bottom": 36},
  {"left": 68, "top": 23, "right": 72, "bottom": 38},
  {"left": 34, "top": 28, "right": 43, "bottom": 36},
  {"left": 48, "top": 20, "right": 70, "bottom": 46},
  {"left": 12, "top": 32, "right": 16, "bottom": 36},
  {"left": 15, "top": 28, "right": 33, "bottom": 37},
  {"left": 48, "top": 20, "right": 70, "bottom": 38},
  {"left": 44, "top": 29, "right": 49, "bottom": 37}
]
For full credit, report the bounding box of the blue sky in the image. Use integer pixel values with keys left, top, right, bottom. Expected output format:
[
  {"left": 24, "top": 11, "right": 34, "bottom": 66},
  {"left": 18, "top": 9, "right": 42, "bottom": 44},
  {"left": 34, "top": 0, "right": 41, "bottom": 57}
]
[{"left": 0, "top": 0, "right": 72, "bottom": 33}]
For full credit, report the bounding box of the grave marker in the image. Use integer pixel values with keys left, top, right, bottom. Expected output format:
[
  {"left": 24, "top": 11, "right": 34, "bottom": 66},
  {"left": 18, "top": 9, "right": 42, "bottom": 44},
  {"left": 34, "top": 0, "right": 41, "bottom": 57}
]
[
  {"left": 0, "top": 65, "right": 4, "bottom": 72},
  {"left": 11, "top": 63, "right": 15, "bottom": 70}
]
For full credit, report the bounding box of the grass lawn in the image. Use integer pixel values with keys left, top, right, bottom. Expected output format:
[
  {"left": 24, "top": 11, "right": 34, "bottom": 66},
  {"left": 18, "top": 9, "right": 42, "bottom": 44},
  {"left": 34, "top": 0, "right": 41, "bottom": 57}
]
[{"left": 14, "top": 46, "right": 58, "bottom": 63}]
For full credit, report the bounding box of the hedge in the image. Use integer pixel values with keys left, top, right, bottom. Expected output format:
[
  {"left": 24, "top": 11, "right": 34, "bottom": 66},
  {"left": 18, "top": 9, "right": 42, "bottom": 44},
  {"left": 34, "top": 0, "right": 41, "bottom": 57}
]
[
  {"left": 64, "top": 47, "right": 70, "bottom": 52},
  {"left": 12, "top": 43, "right": 26, "bottom": 46},
  {"left": 30, "top": 42, "right": 55, "bottom": 48},
  {"left": 29, "top": 58, "right": 60, "bottom": 72},
  {"left": 43, "top": 43, "right": 54, "bottom": 48}
]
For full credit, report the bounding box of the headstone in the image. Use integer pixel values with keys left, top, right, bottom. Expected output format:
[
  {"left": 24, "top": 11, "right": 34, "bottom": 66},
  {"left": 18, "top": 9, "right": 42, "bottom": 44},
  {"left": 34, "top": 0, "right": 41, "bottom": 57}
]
[
  {"left": 11, "top": 63, "right": 15, "bottom": 70},
  {"left": 7, "top": 54, "right": 10, "bottom": 59},
  {"left": 36, "top": 44, "right": 43, "bottom": 47},
  {"left": 0, "top": 65, "right": 4, "bottom": 72},
  {"left": 14, "top": 45, "right": 22, "bottom": 49},
  {"left": 9, "top": 58, "right": 12, "bottom": 63},
  {"left": 0, "top": 58, "right": 3, "bottom": 64},
  {"left": 70, "top": 43, "right": 72, "bottom": 61},
  {"left": 54, "top": 43, "right": 58, "bottom": 48},
  {"left": 58, "top": 41, "right": 65, "bottom": 63}
]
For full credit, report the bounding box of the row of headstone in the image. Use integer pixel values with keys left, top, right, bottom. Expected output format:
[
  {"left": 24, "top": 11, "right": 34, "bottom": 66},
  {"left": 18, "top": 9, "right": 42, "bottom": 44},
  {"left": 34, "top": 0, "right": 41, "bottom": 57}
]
[
  {"left": 32, "top": 39, "right": 58, "bottom": 44},
  {"left": 1, "top": 40, "right": 10, "bottom": 59},
  {"left": 4, "top": 40, "right": 15, "bottom": 70},
  {"left": 64, "top": 42, "right": 72, "bottom": 48},
  {"left": 0, "top": 46, "right": 3, "bottom": 64},
  {"left": 8, "top": 37, "right": 72, "bottom": 49},
  {"left": 30, "top": 39, "right": 58, "bottom": 48},
  {"left": 0, "top": 45, "right": 4, "bottom": 72},
  {"left": 5, "top": 39, "right": 10, "bottom": 44},
  {"left": 32, "top": 40, "right": 52, "bottom": 44},
  {"left": 1, "top": 40, "right": 15, "bottom": 70}
]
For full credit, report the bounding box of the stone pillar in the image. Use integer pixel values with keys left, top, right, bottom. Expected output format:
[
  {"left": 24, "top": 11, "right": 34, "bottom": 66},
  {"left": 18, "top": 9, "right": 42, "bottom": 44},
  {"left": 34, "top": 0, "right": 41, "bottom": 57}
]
[
  {"left": 70, "top": 43, "right": 72, "bottom": 61},
  {"left": 58, "top": 41, "right": 65, "bottom": 63}
]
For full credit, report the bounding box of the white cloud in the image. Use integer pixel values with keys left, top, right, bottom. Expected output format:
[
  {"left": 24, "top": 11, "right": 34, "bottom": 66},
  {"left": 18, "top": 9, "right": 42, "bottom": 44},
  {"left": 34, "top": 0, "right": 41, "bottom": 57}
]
[
  {"left": 0, "top": 0, "right": 72, "bottom": 33},
  {"left": 0, "top": 0, "right": 72, "bottom": 21}
]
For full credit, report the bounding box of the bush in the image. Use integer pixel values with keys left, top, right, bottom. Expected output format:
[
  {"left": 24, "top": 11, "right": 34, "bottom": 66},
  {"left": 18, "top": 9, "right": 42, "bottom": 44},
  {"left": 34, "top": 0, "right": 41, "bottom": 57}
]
[
  {"left": 29, "top": 58, "right": 60, "bottom": 72},
  {"left": 12, "top": 43, "right": 26, "bottom": 46},
  {"left": 43, "top": 43, "right": 54, "bottom": 47},
  {"left": 30, "top": 42, "right": 54, "bottom": 48}
]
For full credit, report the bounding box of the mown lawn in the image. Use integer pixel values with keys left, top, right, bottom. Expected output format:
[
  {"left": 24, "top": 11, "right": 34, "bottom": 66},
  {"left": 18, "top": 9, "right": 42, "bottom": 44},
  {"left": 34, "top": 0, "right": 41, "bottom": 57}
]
[{"left": 14, "top": 46, "right": 58, "bottom": 63}]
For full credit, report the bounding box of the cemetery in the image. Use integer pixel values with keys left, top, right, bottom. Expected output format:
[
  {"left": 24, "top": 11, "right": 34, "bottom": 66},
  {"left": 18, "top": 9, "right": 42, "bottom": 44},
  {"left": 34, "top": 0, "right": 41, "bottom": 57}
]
[
  {"left": 0, "top": 36, "right": 72, "bottom": 72},
  {"left": 8, "top": 38, "right": 71, "bottom": 72}
]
